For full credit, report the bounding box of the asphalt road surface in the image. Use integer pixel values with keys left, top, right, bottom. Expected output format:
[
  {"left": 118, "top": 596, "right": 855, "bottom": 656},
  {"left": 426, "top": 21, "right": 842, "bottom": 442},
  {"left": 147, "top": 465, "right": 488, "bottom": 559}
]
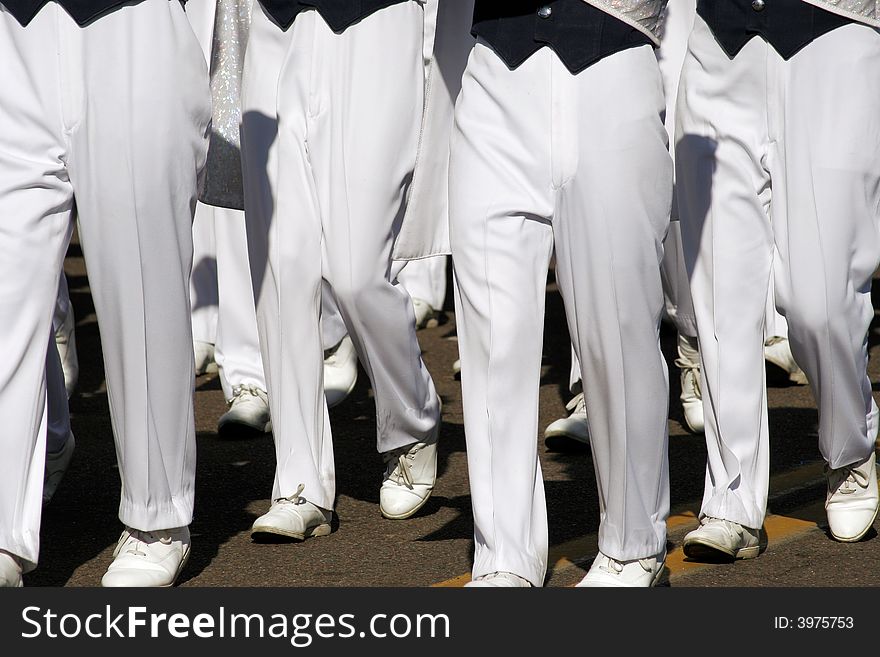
[{"left": 26, "top": 244, "right": 880, "bottom": 588}]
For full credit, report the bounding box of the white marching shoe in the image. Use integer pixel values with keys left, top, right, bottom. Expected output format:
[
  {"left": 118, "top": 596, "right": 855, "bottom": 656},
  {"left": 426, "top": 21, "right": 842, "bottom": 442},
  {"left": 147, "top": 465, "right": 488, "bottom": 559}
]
[
  {"left": 764, "top": 336, "right": 808, "bottom": 385},
  {"left": 55, "top": 306, "right": 79, "bottom": 398},
  {"left": 43, "top": 431, "right": 75, "bottom": 505},
  {"left": 251, "top": 485, "right": 333, "bottom": 541},
  {"left": 101, "top": 526, "right": 191, "bottom": 587},
  {"left": 324, "top": 336, "right": 358, "bottom": 409},
  {"left": 218, "top": 384, "right": 272, "bottom": 436},
  {"left": 193, "top": 340, "right": 217, "bottom": 376},
  {"left": 682, "top": 517, "right": 761, "bottom": 561},
  {"left": 576, "top": 550, "right": 666, "bottom": 587},
  {"left": 0, "top": 550, "right": 23, "bottom": 588},
  {"left": 380, "top": 431, "right": 439, "bottom": 520},
  {"left": 675, "top": 333, "right": 704, "bottom": 434},
  {"left": 466, "top": 572, "right": 533, "bottom": 587},
  {"left": 411, "top": 298, "right": 439, "bottom": 330},
  {"left": 825, "top": 451, "right": 879, "bottom": 542},
  {"left": 544, "top": 392, "right": 590, "bottom": 450}
]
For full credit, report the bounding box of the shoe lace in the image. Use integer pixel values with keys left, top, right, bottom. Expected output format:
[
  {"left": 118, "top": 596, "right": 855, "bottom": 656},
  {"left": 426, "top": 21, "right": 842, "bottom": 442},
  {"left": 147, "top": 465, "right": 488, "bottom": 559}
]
[
  {"left": 230, "top": 384, "right": 267, "bottom": 405},
  {"left": 827, "top": 463, "right": 870, "bottom": 495},
  {"left": 596, "top": 552, "right": 655, "bottom": 575},
  {"left": 274, "top": 483, "right": 308, "bottom": 506},
  {"left": 674, "top": 356, "right": 701, "bottom": 398},
  {"left": 565, "top": 392, "right": 586, "bottom": 416},
  {"left": 597, "top": 554, "right": 625, "bottom": 575},
  {"left": 383, "top": 445, "right": 422, "bottom": 490},
  {"left": 119, "top": 528, "right": 172, "bottom": 557}
]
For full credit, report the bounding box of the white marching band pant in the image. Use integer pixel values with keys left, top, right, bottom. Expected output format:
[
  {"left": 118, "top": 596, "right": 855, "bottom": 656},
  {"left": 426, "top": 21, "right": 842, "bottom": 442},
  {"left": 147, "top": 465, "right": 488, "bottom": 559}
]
[
  {"left": 0, "top": 0, "right": 210, "bottom": 570},
  {"left": 676, "top": 16, "right": 880, "bottom": 529},
  {"left": 190, "top": 202, "right": 272, "bottom": 399},
  {"left": 659, "top": 0, "right": 787, "bottom": 345},
  {"left": 451, "top": 41, "right": 672, "bottom": 585},
  {"left": 564, "top": 0, "right": 788, "bottom": 393},
  {"left": 241, "top": 1, "right": 441, "bottom": 510},
  {"left": 397, "top": 256, "right": 448, "bottom": 312},
  {"left": 186, "top": 0, "right": 349, "bottom": 398},
  {"left": 566, "top": 0, "right": 697, "bottom": 395},
  {"left": 657, "top": 0, "right": 697, "bottom": 340}
]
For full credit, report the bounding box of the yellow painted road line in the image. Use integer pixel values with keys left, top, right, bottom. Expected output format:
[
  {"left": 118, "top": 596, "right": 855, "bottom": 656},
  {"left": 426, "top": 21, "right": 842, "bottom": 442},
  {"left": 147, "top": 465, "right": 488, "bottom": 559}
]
[
  {"left": 431, "top": 461, "right": 828, "bottom": 588},
  {"left": 431, "top": 508, "right": 703, "bottom": 587},
  {"left": 663, "top": 501, "right": 825, "bottom": 582}
]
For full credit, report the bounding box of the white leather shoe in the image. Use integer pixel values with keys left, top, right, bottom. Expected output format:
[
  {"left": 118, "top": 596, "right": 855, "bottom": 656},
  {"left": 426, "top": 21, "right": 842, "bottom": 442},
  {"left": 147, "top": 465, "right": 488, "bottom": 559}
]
[
  {"left": 324, "top": 336, "right": 358, "bottom": 409},
  {"left": 0, "top": 550, "right": 23, "bottom": 587},
  {"left": 218, "top": 385, "right": 272, "bottom": 436},
  {"left": 675, "top": 333, "right": 704, "bottom": 434},
  {"left": 380, "top": 432, "right": 438, "bottom": 520},
  {"left": 544, "top": 392, "right": 590, "bottom": 450},
  {"left": 826, "top": 451, "right": 879, "bottom": 542},
  {"left": 764, "top": 336, "right": 808, "bottom": 385},
  {"left": 101, "top": 526, "right": 190, "bottom": 587},
  {"left": 683, "top": 517, "right": 761, "bottom": 560},
  {"left": 465, "top": 572, "right": 532, "bottom": 587},
  {"left": 194, "top": 340, "right": 218, "bottom": 376},
  {"left": 55, "top": 306, "right": 79, "bottom": 398},
  {"left": 411, "top": 298, "right": 439, "bottom": 330},
  {"left": 251, "top": 485, "right": 333, "bottom": 541},
  {"left": 43, "top": 431, "right": 75, "bottom": 505},
  {"left": 576, "top": 550, "right": 665, "bottom": 587}
]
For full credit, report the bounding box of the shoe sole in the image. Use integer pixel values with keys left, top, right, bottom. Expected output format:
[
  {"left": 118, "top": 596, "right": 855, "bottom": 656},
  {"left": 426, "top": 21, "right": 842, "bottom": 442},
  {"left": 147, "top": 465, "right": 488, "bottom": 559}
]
[
  {"left": 764, "top": 357, "right": 807, "bottom": 386},
  {"left": 326, "top": 378, "right": 358, "bottom": 410},
  {"left": 416, "top": 316, "right": 439, "bottom": 331},
  {"left": 829, "top": 503, "right": 880, "bottom": 543},
  {"left": 680, "top": 410, "right": 705, "bottom": 434},
  {"left": 683, "top": 538, "right": 760, "bottom": 562},
  {"left": 163, "top": 545, "right": 191, "bottom": 588},
  {"left": 650, "top": 564, "right": 665, "bottom": 587},
  {"left": 683, "top": 420, "right": 705, "bottom": 434},
  {"left": 251, "top": 523, "right": 332, "bottom": 542},
  {"left": 380, "top": 488, "right": 434, "bottom": 521}
]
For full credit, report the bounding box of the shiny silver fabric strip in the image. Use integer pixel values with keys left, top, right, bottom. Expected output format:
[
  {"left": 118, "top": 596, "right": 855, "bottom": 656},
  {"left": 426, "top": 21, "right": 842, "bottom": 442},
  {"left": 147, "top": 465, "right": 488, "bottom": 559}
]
[{"left": 201, "top": 0, "right": 251, "bottom": 209}]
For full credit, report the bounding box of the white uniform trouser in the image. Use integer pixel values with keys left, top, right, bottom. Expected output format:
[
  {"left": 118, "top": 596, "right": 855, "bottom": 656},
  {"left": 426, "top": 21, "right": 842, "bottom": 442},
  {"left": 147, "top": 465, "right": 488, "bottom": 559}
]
[
  {"left": 186, "top": 0, "right": 348, "bottom": 397},
  {"left": 191, "top": 204, "right": 269, "bottom": 399},
  {"left": 187, "top": 0, "right": 220, "bottom": 349},
  {"left": 657, "top": 0, "right": 788, "bottom": 347},
  {"left": 190, "top": 202, "right": 219, "bottom": 346},
  {"left": 0, "top": 0, "right": 209, "bottom": 570},
  {"left": 676, "top": 18, "right": 880, "bottom": 529},
  {"left": 191, "top": 199, "right": 348, "bottom": 395},
  {"left": 394, "top": 0, "right": 475, "bottom": 324},
  {"left": 451, "top": 42, "right": 671, "bottom": 585},
  {"left": 397, "top": 256, "right": 448, "bottom": 311},
  {"left": 241, "top": 2, "right": 441, "bottom": 510},
  {"left": 657, "top": 0, "right": 697, "bottom": 339},
  {"left": 565, "top": 0, "right": 696, "bottom": 398},
  {"left": 185, "top": 0, "right": 268, "bottom": 399}
]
